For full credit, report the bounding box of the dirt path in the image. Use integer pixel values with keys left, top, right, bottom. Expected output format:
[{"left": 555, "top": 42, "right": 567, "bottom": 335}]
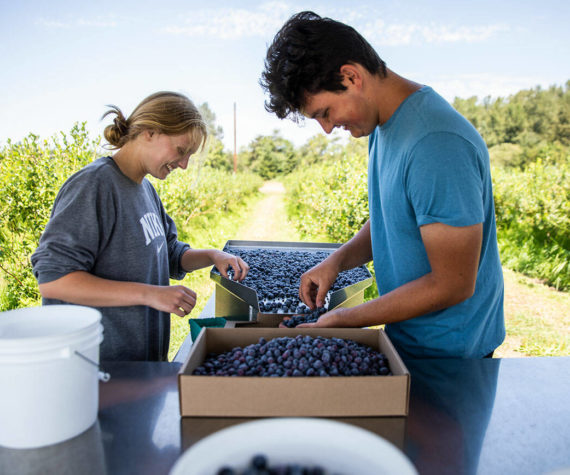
[
  {"left": 234, "top": 181, "right": 300, "bottom": 242},
  {"left": 236, "top": 181, "right": 569, "bottom": 357}
]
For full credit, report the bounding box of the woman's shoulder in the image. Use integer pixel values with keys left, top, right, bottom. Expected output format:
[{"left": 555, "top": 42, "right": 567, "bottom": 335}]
[
  {"left": 63, "top": 156, "right": 111, "bottom": 181},
  {"left": 54, "top": 157, "right": 122, "bottom": 203},
  {"left": 64, "top": 157, "right": 133, "bottom": 189}
]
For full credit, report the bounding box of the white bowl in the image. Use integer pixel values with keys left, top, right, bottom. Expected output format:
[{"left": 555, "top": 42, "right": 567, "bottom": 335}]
[{"left": 171, "top": 417, "right": 417, "bottom": 475}]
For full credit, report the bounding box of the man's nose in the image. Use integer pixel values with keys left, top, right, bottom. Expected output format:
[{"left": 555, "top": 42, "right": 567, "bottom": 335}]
[{"left": 316, "top": 118, "right": 334, "bottom": 134}]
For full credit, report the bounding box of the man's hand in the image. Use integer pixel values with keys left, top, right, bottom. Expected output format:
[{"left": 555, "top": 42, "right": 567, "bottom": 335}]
[
  {"left": 299, "top": 220, "right": 372, "bottom": 310},
  {"left": 295, "top": 307, "right": 346, "bottom": 328},
  {"left": 299, "top": 258, "right": 340, "bottom": 309}
]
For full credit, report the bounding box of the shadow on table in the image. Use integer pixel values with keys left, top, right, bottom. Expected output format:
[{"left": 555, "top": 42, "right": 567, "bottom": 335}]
[
  {"left": 181, "top": 415, "right": 408, "bottom": 453},
  {"left": 404, "top": 358, "right": 500, "bottom": 475}
]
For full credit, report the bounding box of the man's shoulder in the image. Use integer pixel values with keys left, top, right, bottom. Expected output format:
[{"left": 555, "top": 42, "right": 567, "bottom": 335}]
[{"left": 405, "top": 88, "right": 486, "bottom": 150}]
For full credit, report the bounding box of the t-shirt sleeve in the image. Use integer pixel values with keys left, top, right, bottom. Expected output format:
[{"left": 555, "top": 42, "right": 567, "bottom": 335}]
[
  {"left": 405, "top": 132, "right": 485, "bottom": 228},
  {"left": 31, "top": 174, "right": 113, "bottom": 284}
]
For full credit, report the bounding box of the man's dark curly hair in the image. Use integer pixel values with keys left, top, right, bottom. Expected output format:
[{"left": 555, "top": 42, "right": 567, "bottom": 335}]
[{"left": 260, "top": 11, "right": 387, "bottom": 121}]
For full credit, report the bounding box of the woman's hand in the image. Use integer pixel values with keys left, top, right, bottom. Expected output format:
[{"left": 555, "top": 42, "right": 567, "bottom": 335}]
[
  {"left": 211, "top": 250, "right": 250, "bottom": 282},
  {"left": 146, "top": 284, "right": 197, "bottom": 317}
]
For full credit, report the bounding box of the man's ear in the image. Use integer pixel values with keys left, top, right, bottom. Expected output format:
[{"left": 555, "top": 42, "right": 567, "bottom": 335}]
[{"left": 339, "top": 64, "right": 363, "bottom": 88}]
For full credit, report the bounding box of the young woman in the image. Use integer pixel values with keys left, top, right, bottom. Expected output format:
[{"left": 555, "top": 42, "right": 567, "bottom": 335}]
[{"left": 31, "top": 91, "right": 249, "bottom": 361}]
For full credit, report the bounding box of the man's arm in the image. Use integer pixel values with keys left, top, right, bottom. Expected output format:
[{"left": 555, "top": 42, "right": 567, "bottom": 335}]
[
  {"left": 299, "top": 220, "right": 373, "bottom": 308},
  {"left": 300, "top": 221, "right": 482, "bottom": 327}
]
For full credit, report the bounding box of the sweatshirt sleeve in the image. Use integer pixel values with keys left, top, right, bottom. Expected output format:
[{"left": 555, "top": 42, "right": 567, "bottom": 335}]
[
  {"left": 165, "top": 212, "right": 190, "bottom": 280},
  {"left": 31, "top": 172, "right": 114, "bottom": 284},
  {"left": 144, "top": 181, "right": 190, "bottom": 281}
]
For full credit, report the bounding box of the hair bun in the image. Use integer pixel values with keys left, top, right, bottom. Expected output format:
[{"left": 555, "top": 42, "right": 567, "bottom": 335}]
[{"left": 113, "top": 116, "right": 129, "bottom": 135}]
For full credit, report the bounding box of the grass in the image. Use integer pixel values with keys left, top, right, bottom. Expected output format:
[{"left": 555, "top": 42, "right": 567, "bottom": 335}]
[{"left": 495, "top": 268, "right": 570, "bottom": 357}]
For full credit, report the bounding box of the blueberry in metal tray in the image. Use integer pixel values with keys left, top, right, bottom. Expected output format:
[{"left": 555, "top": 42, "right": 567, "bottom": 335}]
[{"left": 211, "top": 241, "right": 372, "bottom": 316}]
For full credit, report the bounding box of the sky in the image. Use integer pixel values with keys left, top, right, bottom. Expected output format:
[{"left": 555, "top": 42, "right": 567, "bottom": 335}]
[{"left": 1, "top": 0, "right": 569, "bottom": 151}]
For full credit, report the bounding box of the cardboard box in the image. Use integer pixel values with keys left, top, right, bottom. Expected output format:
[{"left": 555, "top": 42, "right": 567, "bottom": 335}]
[
  {"left": 180, "top": 416, "right": 407, "bottom": 452},
  {"left": 178, "top": 328, "right": 410, "bottom": 417}
]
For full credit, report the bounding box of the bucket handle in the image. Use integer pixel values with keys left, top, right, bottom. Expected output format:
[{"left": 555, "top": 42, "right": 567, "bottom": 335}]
[{"left": 74, "top": 350, "right": 111, "bottom": 382}]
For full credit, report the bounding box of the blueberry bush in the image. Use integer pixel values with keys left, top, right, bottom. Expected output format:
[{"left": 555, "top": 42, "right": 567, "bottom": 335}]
[
  {"left": 0, "top": 124, "right": 100, "bottom": 309},
  {"left": 284, "top": 138, "right": 369, "bottom": 243},
  {"left": 493, "top": 156, "right": 570, "bottom": 290}
]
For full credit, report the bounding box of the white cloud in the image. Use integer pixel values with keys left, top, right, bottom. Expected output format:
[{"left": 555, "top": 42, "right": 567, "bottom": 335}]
[
  {"left": 363, "top": 20, "right": 509, "bottom": 46},
  {"left": 162, "top": 3, "right": 292, "bottom": 39}
]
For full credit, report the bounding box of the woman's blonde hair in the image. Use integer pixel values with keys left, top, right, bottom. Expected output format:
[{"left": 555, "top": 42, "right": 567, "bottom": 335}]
[{"left": 102, "top": 91, "right": 207, "bottom": 150}]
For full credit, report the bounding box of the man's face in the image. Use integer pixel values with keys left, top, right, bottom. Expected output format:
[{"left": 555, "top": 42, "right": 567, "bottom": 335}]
[{"left": 302, "top": 81, "right": 379, "bottom": 138}]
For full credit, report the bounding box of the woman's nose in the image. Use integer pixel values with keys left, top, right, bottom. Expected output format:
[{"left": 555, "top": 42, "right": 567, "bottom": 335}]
[{"left": 177, "top": 156, "right": 190, "bottom": 170}]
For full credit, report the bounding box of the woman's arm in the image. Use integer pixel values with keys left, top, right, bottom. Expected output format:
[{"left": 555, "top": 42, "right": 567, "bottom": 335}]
[
  {"left": 180, "top": 248, "right": 250, "bottom": 282},
  {"left": 39, "top": 271, "right": 197, "bottom": 317}
]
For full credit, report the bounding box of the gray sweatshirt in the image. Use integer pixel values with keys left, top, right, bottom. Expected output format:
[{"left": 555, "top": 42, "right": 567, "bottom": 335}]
[{"left": 31, "top": 157, "right": 190, "bottom": 361}]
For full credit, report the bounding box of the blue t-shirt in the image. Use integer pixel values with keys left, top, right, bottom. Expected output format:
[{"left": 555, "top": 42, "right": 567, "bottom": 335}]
[{"left": 368, "top": 86, "right": 505, "bottom": 358}]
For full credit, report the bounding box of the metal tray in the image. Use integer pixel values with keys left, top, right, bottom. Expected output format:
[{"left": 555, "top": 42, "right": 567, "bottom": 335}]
[{"left": 210, "top": 240, "right": 373, "bottom": 321}]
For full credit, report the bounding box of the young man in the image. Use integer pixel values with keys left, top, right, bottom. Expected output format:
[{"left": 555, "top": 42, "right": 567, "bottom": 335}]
[{"left": 260, "top": 11, "right": 505, "bottom": 358}]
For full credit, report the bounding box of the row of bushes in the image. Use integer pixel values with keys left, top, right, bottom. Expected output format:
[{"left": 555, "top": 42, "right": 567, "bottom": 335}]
[
  {"left": 0, "top": 124, "right": 262, "bottom": 311},
  {"left": 285, "top": 142, "right": 570, "bottom": 291},
  {"left": 284, "top": 144, "right": 368, "bottom": 243},
  {"left": 284, "top": 142, "right": 378, "bottom": 300},
  {"left": 493, "top": 156, "right": 570, "bottom": 290}
]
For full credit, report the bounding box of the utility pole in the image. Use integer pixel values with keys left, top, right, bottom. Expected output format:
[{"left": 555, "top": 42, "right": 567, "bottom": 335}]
[{"left": 233, "top": 102, "right": 237, "bottom": 173}]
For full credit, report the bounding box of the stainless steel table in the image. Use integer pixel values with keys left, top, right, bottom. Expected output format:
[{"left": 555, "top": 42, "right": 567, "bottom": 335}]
[{"left": 1, "top": 355, "right": 569, "bottom": 475}]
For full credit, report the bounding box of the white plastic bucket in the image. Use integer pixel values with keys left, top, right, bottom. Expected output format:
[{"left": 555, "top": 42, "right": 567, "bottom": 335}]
[{"left": 0, "top": 305, "right": 104, "bottom": 449}]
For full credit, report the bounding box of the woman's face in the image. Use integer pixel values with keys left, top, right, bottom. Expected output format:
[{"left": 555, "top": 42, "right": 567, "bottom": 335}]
[{"left": 143, "top": 131, "right": 199, "bottom": 180}]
